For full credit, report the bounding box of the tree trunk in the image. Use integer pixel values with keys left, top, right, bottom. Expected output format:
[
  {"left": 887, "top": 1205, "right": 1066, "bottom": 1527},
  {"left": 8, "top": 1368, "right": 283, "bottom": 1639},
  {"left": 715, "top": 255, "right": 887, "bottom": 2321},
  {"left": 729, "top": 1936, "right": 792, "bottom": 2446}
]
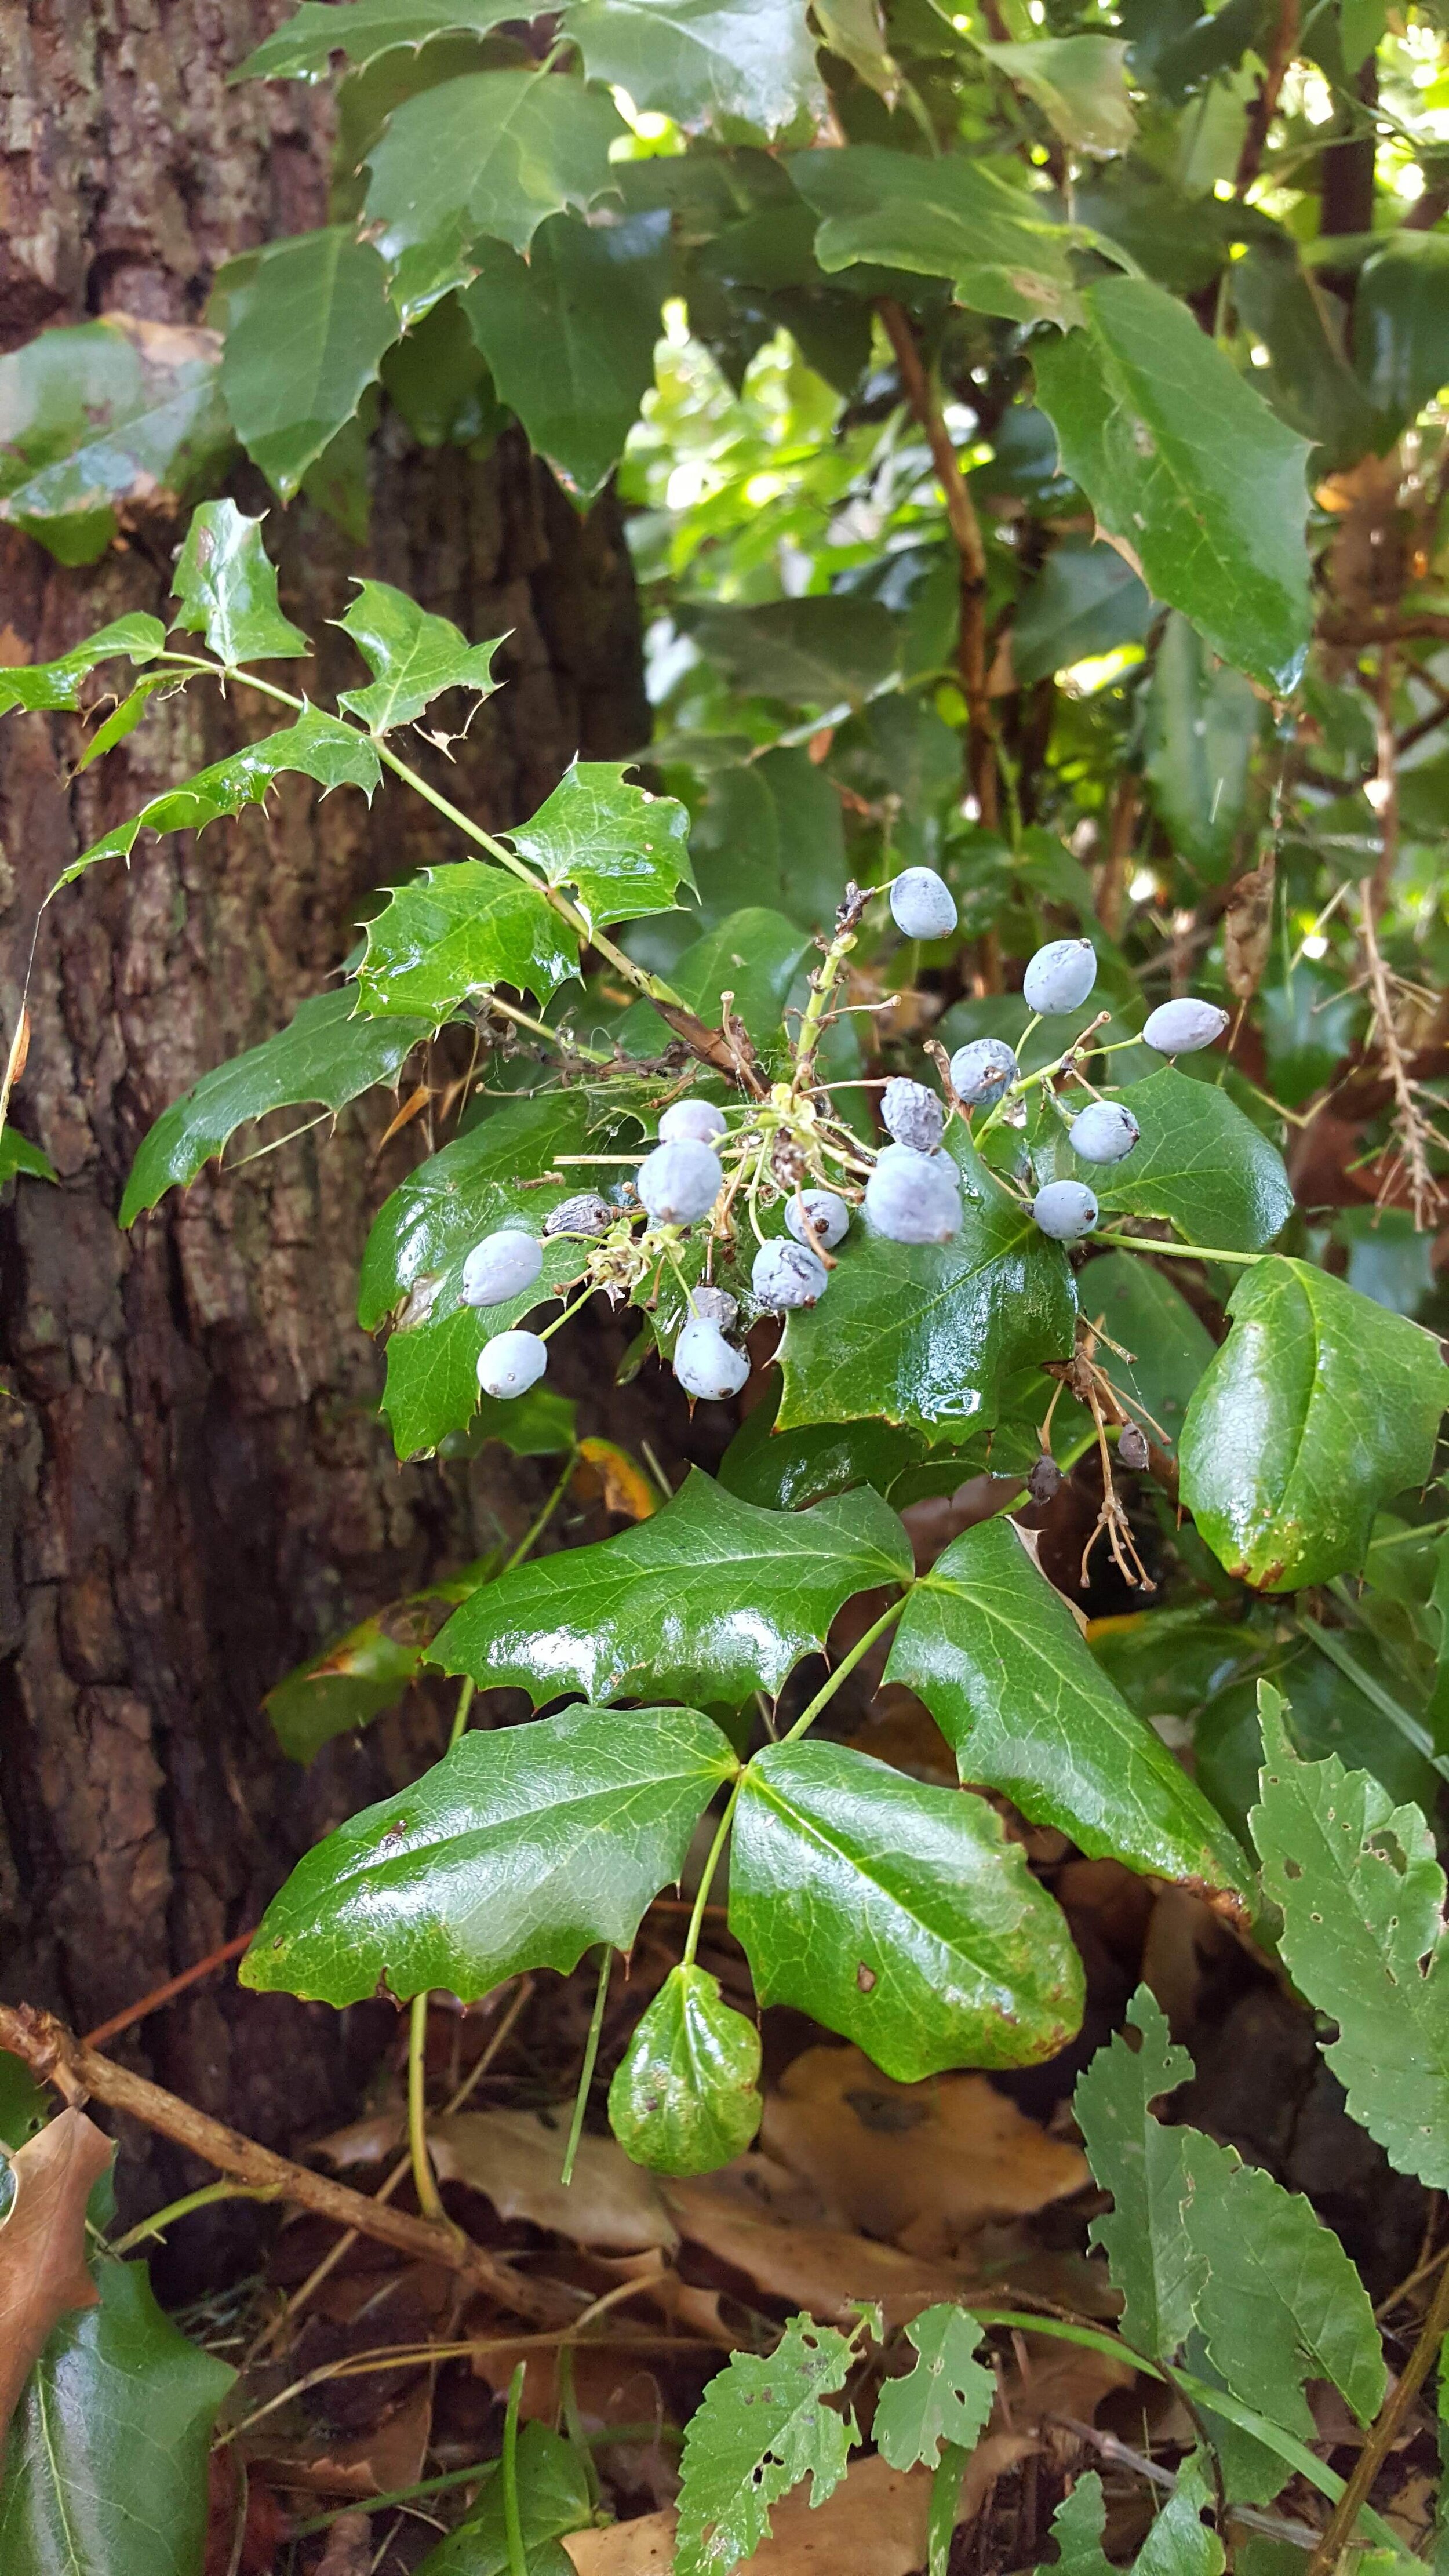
[{"left": 0, "top": 1, "right": 653, "bottom": 2244}]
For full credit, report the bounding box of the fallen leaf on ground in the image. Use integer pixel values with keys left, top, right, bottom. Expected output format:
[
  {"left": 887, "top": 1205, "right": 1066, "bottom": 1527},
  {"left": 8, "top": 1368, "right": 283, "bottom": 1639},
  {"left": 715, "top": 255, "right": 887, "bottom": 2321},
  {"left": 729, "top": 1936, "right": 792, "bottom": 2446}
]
[
  {"left": 0, "top": 2106, "right": 114, "bottom": 2460},
  {"left": 995, "top": 2329, "right": 1138, "bottom": 2435},
  {"left": 315, "top": 2512, "right": 373, "bottom": 2576},
  {"left": 429, "top": 2112, "right": 679, "bottom": 2252},
  {"left": 664, "top": 2170, "right": 977, "bottom": 2325},
  {"left": 565, "top": 2449, "right": 935, "bottom": 2576},
  {"left": 762, "top": 2046, "right": 1088, "bottom": 2255},
  {"left": 253, "top": 2378, "right": 434, "bottom": 2499}
]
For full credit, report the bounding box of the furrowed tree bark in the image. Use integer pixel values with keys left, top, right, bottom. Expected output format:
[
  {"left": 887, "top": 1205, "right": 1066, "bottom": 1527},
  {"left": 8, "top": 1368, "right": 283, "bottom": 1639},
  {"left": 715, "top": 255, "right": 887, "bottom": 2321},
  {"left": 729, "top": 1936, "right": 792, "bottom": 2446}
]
[{"left": 0, "top": 1, "right": 658, "bottom": 2272}]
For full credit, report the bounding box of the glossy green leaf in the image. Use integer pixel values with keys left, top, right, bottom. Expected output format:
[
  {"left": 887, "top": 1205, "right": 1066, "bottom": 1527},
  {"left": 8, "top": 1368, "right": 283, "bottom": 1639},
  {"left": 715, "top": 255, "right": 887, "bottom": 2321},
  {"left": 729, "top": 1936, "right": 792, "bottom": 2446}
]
[
  {"left": 792, "top": 144, "right": 1089, "bottom": 329},
  {"left": 0, "top": 2260, "right": 235, "bottom": 2576},
  {"left": 730, "top": 1738, "right": 1084, "bottom": 2081},
  {"left": 981, "top": 36, "right": 1135, "bottom": 151},
  {"left": 0, "top": 2054, "right": 49, "bottom": 2153},
  {"left": 241, "top": 1702, "right": 736, "bottom": 2006},
  {"left": 413, "top": 2422, "right": 594, "bottom": 2576},
  {"left": 642, "top": 908, "right": 811, "bottom": 1051},
  {"left": 814, "top": 0, "right": 900, "bottom": 97},
  {"left": 1075, "top": 1250, "right": 1215, "bottom": 1454},
  {"left": 1011, "top": 536, "right": 1151, "bottom": 687},
  {"left": 52, "top": 707, "right": 380, "bottom": 896},
  {"left": 1258, "top": 961, "right": 1364, "bottom": 1108},
  {"left": 1143, "top": 614, "right": 1260, "bottom": 879},
  {"left": 0, "top": 316, "right": 231, "bottom": 567},
  {"left": 356, "top": 861, "right": 580, "bottom": 1019},
  {"left": 220, "top": 229, "right": 399, "bottom": 499},
  {"left": 0, "top": 1130, "right": 59, "bottom": 1187},
  {"left": 607, "top": 1963, "right": 763, "bottom": 2174},
  {"left": 360, "top": 1088, "right": 593, "bottom": 1329},
  {"left": 1179, "top": 1257, "right": 1449, "bottom": 1591},
  {"left": 1072, "top": 1985, "right": 1202, "bottom": 2361},
  {"left": 172, "top": 500, "right": 308, "bottom": 663},
  {"left": 566, "top": 0, "right": 825, "bottom": 137},
  {"left": 507, "top": 759, "right": 693, "bottom": 931},
  {"left": 680, "top": 595, "right": 900, "bottom": 712},
  {"left": 237, "top": 0, "right": 537, "bottom": 80},
  {"left": 434, "top": 1469, "right": 913, "bottom": 1706},
  {"left": 0, "top": 615, "right": 166, "bottom": 718},
  {"left": 887, "top": 1517, "right": 1251, "bottom": 1902},
  {"left": 1356, "top": 237, "right": 1449, "bottom": 432},
  {"left": 872, "top": 2306, "right": 995, "bottom": 2472},
  {"left": 265, "top": 1559, "right": 494, "bottom": 1762},
  {"left": 382, "top": 293, "right": 508, "bottom": 447},
  {"left": 120, "top": 987, "right": 429, "bottom": 1222},
  {"left": 1229, "top": 238, "right": 1381, "bottom": 472},
  {"left": 461, "top": 211, "right": 669, "bottom": 501},
  {"left": 1251, "top": 1684, "right": 1449, "bottom": 2188},
  {"left": 1094, "top": 1069, "right": 1293, "bottom": 1252},
  {"left": 687, "top": 747, "right": 846, "bottom": 936},
  {"left": 675, "top": 2313, "right": 858, "bottom": 2576},
  {"left": 1035, "top": 2475, "right": 1113, "bottom": 2576},
  {"left": 1033, "top": 275, "right": 1313, "bottom": 690},
  {"left": 719, "top": 1392, "right": 921, "bottom": 1513},
  {"left": 336, "top": 578, "right": 504, "bottom": 732}
]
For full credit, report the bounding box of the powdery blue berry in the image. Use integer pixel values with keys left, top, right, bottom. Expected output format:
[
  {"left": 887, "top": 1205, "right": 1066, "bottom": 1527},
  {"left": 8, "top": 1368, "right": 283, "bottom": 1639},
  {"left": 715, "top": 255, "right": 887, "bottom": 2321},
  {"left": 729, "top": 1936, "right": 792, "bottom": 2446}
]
[
  {"left": 786, "top": 1189, "right": 849, "bottom": 1251},
  {"left": 889, "top": 867, "right": 958, "bottom": 941},
  {"left": 1033, "top": 1179, "right": 1099, "bottom": 1242},
  {"left": 752, "top": 1238, "right": 828, "bottom": 1311},
  {"left": 950, "top": 1038, "right": 1018, "bottom": 1107},
  {"left": 544, "top": 1192, "right": 612, "bottom": 1238},
  {"left": 1023, "top": 938, "right": 1097, "bottom": 1016},
  {"left": 478, "top": 1329, "right": 548, "bottom": 1398},
  {"left": 1143, "top": 997, "right": 1230, "bottom": 1056},
  {"left": 880, "top": 1077, "right": 945, "bottom": 1154},
  {"left": 865, "top": 1148, "right": 962, "bottom": 1245},
  {"left": 1069, "top": 1099, "right": 1141, "bottom": 1165},
  {"left": 636, "top": 1138, "right": 723, "bottom": 1225},
  {"left": 690, "top": 1283, "right": 738, "bottom": 1333},
  {"left": 658, "top": 1098, "right": 727, "bottom": 1144},
  {"left": 674, "top": 1317, "right": 750, "bottom": 1400},
  {"left": 461, "top": 1229, "right": 543, "bottom": 1308}
]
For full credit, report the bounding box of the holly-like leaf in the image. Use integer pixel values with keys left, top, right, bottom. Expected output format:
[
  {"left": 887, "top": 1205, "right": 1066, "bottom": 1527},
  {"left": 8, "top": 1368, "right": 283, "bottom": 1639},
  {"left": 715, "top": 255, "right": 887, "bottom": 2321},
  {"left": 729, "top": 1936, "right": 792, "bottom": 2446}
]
[
  {"left": 674, "top": 2313, "right": 858, "bottom": 2576},
  {"left": 172, "top": 500, "right": 308, "bottom": 663},
  {"left": 792, "top": 144, "right": 1089, "bottom": 329},
  {"left": 607, "top": 1964, "right": 763, "bottom": 2175},
  {"left": 434, "top": 1469, "right": 914, "bottom": 1707},
  {"left": 220, "top": 229, "right": 400, "bottom": 500},
  {"left": 0, "top": 614, "right": 166, "bottom": 717},
  {"left": 1093, "top": 1071, "right": 1293, "bottom": 1252},
  {"left": 981, "top": 35, "right": 1135, "bottom": 151},
  {"left": 356, "top": 862, "right": 580, "bottom": 1020},
  {"left": 241, "top": 1702, "right": 736, "bottom": 2005},
  {"left": 617, "top": 908, "right": 811, "bottom": 1053},
  {"left": 729, "top": 1739, "right": 1084, "bottom": 2081},
  {"left": 1179, "top": 1257, "right": 1449, "bottom": 1592},
  {"left": 51, "top": 707, "right": 380, "bottom": 896},
  {"left": 0, "top": 2110, "right": 114, "bottom": 2466},
  {"left": 1011, "top": 535, "right": 1151, "bottom": 688},
  {"left": 1142, "top": 614, "right": 1261, "bottom": 880},
  {"left": 507, "top": 758, "right": 694, "bottom": 931},
  {"left": 265, "top": 1558, "right": 496, "bottom": 1762},
  {"left": 0, "top": 316, "right": 231, "bottom": 567},
  {"left": 0, "top": 1129, "right": 59, "bottom": 1187},
  {"left": 335, "top": 579, "right": 504, "bottom": 733},
  {"left": 680, "top": 595, "right": 900, "bottom": 713},
  {"left": 566, "top": 0, "right": 825, "bottom": 138},
  {"left": 872, "top": 2305, "right": 995, "bottom": 2473},
  {"left": 461, "top": 210, "right": 670, "bottom": 503},
  {"left": 1075, "top": 1250, "right": 1215, "bottom": 1454},
  {"left": 120, "top": 987, "right": 431, "bottom": 1223},
  {"left": 886, "top": 1518, "right": 1253, "bottom": 1903},
  {"left": 1033, "top": 276, "right": 1313, "bottom": 691},
  {"left": 236, "top": 0, "right": 538, "bottom": 81},
  {"left": 0, "top": 2259, "right": 235, "bottom": 2576},
  {"left": 359, "top": 1087, "right": 592, "bottom": 1329},
  {"left": 1072, "top": 1986, "right": 1203, "bottom": 2362},
  {"left": 1251, "top": 1683, "right": 1449, "bottom": 2188},
  {"left": 413, "top": 2421, "right": 594, "bottom": 2576},
  {"left": 720, "top": 1393, "right": 921, "bottom": 1513}
]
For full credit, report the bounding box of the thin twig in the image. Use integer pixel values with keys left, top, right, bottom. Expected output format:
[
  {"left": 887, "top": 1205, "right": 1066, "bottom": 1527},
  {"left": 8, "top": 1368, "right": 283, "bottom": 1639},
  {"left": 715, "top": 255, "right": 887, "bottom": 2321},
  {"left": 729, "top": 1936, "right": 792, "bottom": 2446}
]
[
  {"left": 1356, "top": 879, "right": 1444, "bottom": 1229},
  {"left": 83, "top": 1928, "right": 256, "bottom": 2047},
  {"left": 1305, "top": 2252, "right": 1449, "bottom": 2576},
  {"left": 1235, "top": 0, "right": 1300, "bottom": 193}
]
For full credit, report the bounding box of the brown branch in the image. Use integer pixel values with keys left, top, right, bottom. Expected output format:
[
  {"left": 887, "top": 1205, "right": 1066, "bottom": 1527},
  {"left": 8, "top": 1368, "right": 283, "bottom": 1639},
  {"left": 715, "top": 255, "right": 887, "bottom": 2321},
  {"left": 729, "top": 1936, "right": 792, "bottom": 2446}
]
[
  {"left": 1096, "top": 772, "right": 1139, "bottom": 938},
  {"left": 1318, "top": 612, "right": 1449, "bottom": 646},
  {"left": 1234, "top": 0, "right": 1299, "bottom": 194},
  {"left": 82, "top": 1930, "right": 256, "bottom": 2049},
  {"left": 0, "top": 2002, "right": 569, "bottom": 2327},
  {"left": 1305, "top": 2251, "right": 1449, "bottom": 2576},
  {"left": 1356, "top": 882, "right": 1445, "bottom": 1231}
]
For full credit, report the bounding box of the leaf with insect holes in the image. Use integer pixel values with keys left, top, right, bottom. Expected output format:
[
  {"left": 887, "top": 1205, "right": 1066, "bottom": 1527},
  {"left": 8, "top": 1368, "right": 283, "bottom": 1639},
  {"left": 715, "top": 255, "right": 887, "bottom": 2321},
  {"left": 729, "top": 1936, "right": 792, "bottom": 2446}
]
[
  {"left": 1094, "top": 1071, "right": 1292, "bottom": 1251},
  {"left": 608, "top": 1964, "right": 763, "bottom": 2175},
  {"left": 235, "top": 0, "right": 540, "bottom": 81},
  {"left": 355, "top": 863, "right": 579, "bottom": 1021},
  {"left": 872, "top": 2305, "right": 995, "bottom": 2472},
  {"left": 434, "top": 1469, "right": 915, "bottom": 1708},
  {"left": 335, "top": 580, "right": 504, "bottom": 735},
  {"left": 0, "top": 614, "right": 166, "bottom": 716},
  {"left": 172, "top": 499, "right": 308, "bottom": 663},
  {"left": 886, "top": 1517, "right": 1252, "bottom": 1904},
  {"left": 120, "top": 987, "right": 432, "bottom": 1222},
  {"left": 505, "top": 758, "right": 694, "bottom": 933},
  {"left": 0, "top": 318, "right": 232, "bottom": 567},
  {"left": 220, "top": 229, "right": 400, "bottom": 500},
  {"left": 674, "top": 2312, "right": 859, "bottom": 2576},
  {"left": 241, "top": 1703, "right": 737, "bottom": 2006},
  {"left": 730, "top": 1738, "right": 1084, "bottom": 2082}
]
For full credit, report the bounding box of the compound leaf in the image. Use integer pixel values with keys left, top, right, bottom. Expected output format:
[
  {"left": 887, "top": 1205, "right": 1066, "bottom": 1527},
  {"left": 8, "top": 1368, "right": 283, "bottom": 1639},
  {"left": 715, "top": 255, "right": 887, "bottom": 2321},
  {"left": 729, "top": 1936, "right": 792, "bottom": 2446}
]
[
  {"left": 172, "top": 498, "right": 308, "bottom": 663},
  {"left": 434, "top": 1469, "right": 914, "bottom": 1706},
  {"left": 507, "top": 758, "right": 693, "bottom": 932},
  {"left": 886, "top": 1516, "right": 1252, "bottom": 1903},
  {"left": 674, "top": 2313, "right": 858, "bottom": 2576},
  {"left": 1072, "top": 1987, "right": 1202, "bottom": 2363},
  {"left": 792, "top": 144, "right": 1087, "bottom": 329},
  {"left": 241, "top": 1702, "right": 737, "bottom": 2006},
  {"left": 356, "top": 863, "right": 579, "bottom": 1020},
  {"left": 730, "top": 1738, "right": 1084, "bottom": 2081},
  {"left": 220, "top": 229, "right": 400, "bottom": 499},
  {"left": 461, "top": 211, "right": 670, "bottom": 503},
  {"left": 0, "top": 614, "right": 166, "bottom": 718},
  {"left": 566, "top": 0, "right": 825, "bottom": 137},
  {"left": 335, "top": 578, "right": 504, "bottom": 733},
  {"left": 0, "top": 316, "right": 231, "bottom": 567},
  {"left": 237, "top": 0, "right": 536, "bottom": 80},
  {"left": 607, "top": 1964, "right": 763, "bottom": 2175},
  {"left": 1179, "top": 1257, "right": 1449, "bottom": 1591},
  {"left": 1094, "top": 1070, "right": 1293, "bottom": 1251},
  {"left": 872, "top": 2305, "right": 995, "bottom": 2472}
]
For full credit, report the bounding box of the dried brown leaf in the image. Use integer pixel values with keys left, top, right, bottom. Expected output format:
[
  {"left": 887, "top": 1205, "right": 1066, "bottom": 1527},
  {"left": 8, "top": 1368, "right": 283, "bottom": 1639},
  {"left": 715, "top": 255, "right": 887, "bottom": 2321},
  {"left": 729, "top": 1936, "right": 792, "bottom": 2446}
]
[
  {"left": 574, "top": 1439, "right": 659, "bottom": 1521},
  {"left": 664, "top": 2167, "right": 977, "bottom": 2326},
  {"left": 0, "top": 2107, "right": 114, "bottom": 2458},
  {"left": 1224, "top": 854, "right": 1276, "bottom": 1001},
  {"left": 428, "top": 2112, "right": 678, "bottom": 2252}
]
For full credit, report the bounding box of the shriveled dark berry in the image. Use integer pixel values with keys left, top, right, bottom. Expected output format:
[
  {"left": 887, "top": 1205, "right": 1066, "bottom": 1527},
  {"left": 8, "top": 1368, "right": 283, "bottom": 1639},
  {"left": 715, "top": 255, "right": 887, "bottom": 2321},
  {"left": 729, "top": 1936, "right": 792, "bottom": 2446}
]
[
  {"left": 1028, "top": 1453, "right": 1062, "bottom": 1504},
  {"left": 1118, "top": 1421, "right": 1149, "bottom": 1471}
]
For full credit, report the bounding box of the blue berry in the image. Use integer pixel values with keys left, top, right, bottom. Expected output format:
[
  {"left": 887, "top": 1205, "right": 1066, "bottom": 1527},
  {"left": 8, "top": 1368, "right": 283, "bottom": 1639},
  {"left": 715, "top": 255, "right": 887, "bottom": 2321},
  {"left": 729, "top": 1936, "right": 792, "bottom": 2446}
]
[
  {"left": 752, "top": 1238, "right": 828, "bottom": 1311},
  {"left": 1069, "top": 1100, "right": 1140, "bottom": 1165},
  {"left": 674, "top": 1317, "right": 750, "bottom": 1400},
  {"left": 889, "top": 868, "right": 958, "bottom": 941},
  {"left": 786, "top": 1189, "right": 849, "bottom": 1251},
  {"left": 478, "top": 1329, "right": 548, "bottom": 1397},
  {"left": 658, "top": 1098, "right": 727, "bottom": 1144},
  {"left": 544, "top": 1192, "right": 611, "bottom": 1238},
  {"left": 690, "top": 1283, "right": 738, "bottom": 1332},
  {"left": 880, "top": 1077, "right": 945, "bottom": 1154},
  {"left": 461, "top": 1229, "right": 543, "bottom": 1308},
  {"left": 865, "top": 1148, "right": 962, "bottom": 1244},
  {"left": 1023, "top": 938, "right": 1097, "bottom": 1016},
  {"left": 949, "top": 1038, "right": 1018, "bottom": 1107},
  {"left": 1143, "top": 998, "right": 1230, "bottom": 1056},
  {"left": 1032, "top": 1179, "right": 1099, "bottom": 1242},
  {"left": 636, "top": 1138, "right": 723, "bottom": 1224}
]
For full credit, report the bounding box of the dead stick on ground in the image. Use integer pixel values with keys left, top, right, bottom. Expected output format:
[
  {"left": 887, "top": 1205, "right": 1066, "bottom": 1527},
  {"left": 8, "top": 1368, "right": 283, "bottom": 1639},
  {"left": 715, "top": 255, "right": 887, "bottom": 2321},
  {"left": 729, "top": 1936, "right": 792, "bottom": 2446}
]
[
  {"left": 0, "top": 2001, "right": 568, "bottom": 2327},
  {"left": 1305, "top": 2248, "right": 1449, "bottom": 2575}
]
